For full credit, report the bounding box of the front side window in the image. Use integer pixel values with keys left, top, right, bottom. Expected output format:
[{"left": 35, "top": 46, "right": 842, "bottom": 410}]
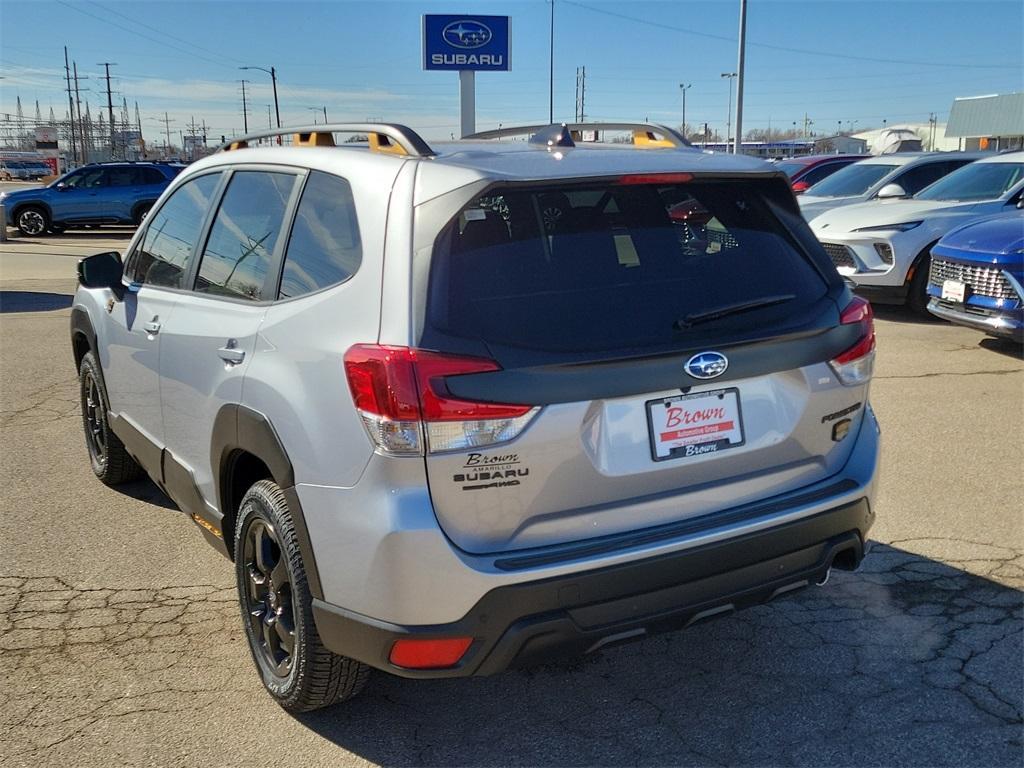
[
  {"left": 278, "top": 171, "right": 362, "bottom": 299},
  {"left": 807, "top": 163, "right": 897, "bottom": 197},
  {"left": 63, "top": 168, "right": 107, "bottom": 189},
  {"left": 129, "top": 172, "right": 221, "bottom": 288},
  {"left": 195, "top": 171, "right": 297, "bottom": 301},
  {"left": 916, "top": 162, "right": 1024, "bottom": 201}
]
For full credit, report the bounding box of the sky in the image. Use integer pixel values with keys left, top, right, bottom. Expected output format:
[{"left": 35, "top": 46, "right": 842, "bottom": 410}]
[{"left": 1, "top": 0, "right": 1022, "bottom": 145}]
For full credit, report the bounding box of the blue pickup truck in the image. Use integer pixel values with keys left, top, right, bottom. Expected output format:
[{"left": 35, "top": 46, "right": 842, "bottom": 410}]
[
  {"left": 927, "top": 213, "right": 1024, "bottom": 344},
  {"left": 0, "top": 161, "right": 183, "bottom": 236}
]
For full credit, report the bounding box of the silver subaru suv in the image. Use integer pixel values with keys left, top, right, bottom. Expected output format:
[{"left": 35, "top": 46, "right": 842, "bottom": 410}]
[{"left": 72, "top": 122, "right": 880, "bottom": 712}]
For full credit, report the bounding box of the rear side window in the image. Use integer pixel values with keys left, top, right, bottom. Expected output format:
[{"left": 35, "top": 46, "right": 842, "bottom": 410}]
[
  {"left": 107, "top": 167, "right": 136, "bottom": 187},
  {"left": 897, "top": 162, "right": 961, "bottom": 195},
  {"left": 278, "top": 171, "right": 362, "bottom": 299},
  {"left": 195, "top": 171, "right": 297, "bottom": 301},
  {"left": 137, "top": 167, "right": 167, "bottom": 185},
  {"left": 425, "top": 180, "right": 828, "bottom": 359},
  {"left": 129, "top": 172, "right": 220, "bottom": 288}
]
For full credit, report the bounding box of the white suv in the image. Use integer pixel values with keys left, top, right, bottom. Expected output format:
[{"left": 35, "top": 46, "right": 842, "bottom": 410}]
[
  {"left": 810, "top": 152, "right": 1024, "bottom": 312},
  {"left": 72, "top": 123, "right": 880, "bottom": 711}
]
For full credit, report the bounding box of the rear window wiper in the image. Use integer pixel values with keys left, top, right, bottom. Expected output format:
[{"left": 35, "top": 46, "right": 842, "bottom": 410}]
[{"left": 674, "top": 294, "right": 796, "bottom": 330}]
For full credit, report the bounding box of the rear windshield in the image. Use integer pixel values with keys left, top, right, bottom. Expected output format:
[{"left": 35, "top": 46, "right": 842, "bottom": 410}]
[
  {"left": 424, "top": 179, "right": 829, "bottom": 360},
  {"left": 806, "top": 163, "right": 898, "bottom": 197}
]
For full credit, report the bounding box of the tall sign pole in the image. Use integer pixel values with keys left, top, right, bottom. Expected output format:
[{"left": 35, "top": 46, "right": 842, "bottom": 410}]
[
  {"left": 733, "top": 0, "right": 748, "bottom": 155},
  {"left": 423, "top": 15, "right": 510, "bottom": 138}
]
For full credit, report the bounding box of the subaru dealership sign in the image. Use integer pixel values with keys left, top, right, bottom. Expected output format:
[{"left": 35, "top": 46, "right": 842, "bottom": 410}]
[{"left": 423, "top": 15, "right": 510, "bottom": 71}]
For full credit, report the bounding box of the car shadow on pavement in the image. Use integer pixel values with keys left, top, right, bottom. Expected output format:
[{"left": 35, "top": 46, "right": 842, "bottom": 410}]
[
  {"left": 0, "top": 291, "right": 73, "bottom": 313},
  {"left": 294, "top": 544, "right": 1023, "bottom": 767},
  {"left": 111, "top": 476, "right": 180, "bottom": 511},
  {"left": 980, "top": 338, "right": 1024, "bottom": 360},
  {"left": 872, "top": 305, "right": 943, "bottom": 325}
]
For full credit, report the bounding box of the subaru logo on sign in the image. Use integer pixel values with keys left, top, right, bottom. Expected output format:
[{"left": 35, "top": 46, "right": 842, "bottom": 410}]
[
  {"left": 685, "top": 352, "right": 729, "bottom": 380},
  {"left": 443, "top": 20, "right": 492, "bottom": 49}
]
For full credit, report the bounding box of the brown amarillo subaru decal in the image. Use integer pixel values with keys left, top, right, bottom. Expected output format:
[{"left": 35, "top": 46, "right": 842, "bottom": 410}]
[{"left": 453, "top": 452, "right": 530, "bottom": 491}]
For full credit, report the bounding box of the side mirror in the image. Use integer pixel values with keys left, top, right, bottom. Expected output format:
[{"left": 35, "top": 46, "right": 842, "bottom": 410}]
[
  {"left": 77, "top": 251, "right": 125, "bottom": 299},
  {"left": 876, "top": 183, "right": 908, "bottom": 199},
  {"left": 55, "top": 182, "right": 70, "bottom": 191},
  {"left": 792, "top": 180, "right": 811, "bottom": 194}
]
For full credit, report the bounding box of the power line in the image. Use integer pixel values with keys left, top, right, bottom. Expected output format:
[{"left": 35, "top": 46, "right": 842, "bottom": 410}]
[{"left": 562, "top": 0, "right": 1009, "bottom": 70}]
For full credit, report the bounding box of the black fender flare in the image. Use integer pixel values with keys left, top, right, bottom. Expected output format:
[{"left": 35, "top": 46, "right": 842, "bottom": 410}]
[
  {"left": 11, "top": 198, "right": 54, "bottom": 224},
  {"left": 70, "top": 306, "right": 102, "bottom": 382},
  {"left": 210, "top": 404, "right": 322, "bottom": 599}
]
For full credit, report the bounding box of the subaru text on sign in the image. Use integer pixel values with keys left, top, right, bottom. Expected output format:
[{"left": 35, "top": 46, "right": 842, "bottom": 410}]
[{"left": 423, "top": 14, "right": 510, "bottom": 71}]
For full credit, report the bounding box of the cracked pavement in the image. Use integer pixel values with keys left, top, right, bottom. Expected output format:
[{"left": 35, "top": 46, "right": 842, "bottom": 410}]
[{"left": 1, "top": 234, "right": 1022, "bottom": 766}]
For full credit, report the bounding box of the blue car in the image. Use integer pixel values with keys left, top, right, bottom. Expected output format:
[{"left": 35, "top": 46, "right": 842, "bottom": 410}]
[
  {"left": 0, "top": 162, "right": 183, "bottom": 236},
  {"left": 927, "top": 212, "right": 1024, "bottom": 343}
]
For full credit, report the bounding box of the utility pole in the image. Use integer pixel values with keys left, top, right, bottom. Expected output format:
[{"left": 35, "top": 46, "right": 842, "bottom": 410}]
[
  {"left": 721, "top": 72, "right": 737, "bottom": 152},
  {"left": 548, "top": 0, "right": 555, "bottom": 123},
  {"left": 239, "top": 79, "right": 250, "bottom": 133},
  {"left": 161, "top": 112, "right": 174, "bottom": 156},
  {"left": 733, "top": 0, "right": 747, "bottom": 154},
  {"left": 928, "top": 112, "right": 937, "bottom": 150},
  {"left": 98, "top": 62, "right": 117, "bottom": 159},
  {"left": 575, "top": 66, "right": 586, "bottom": 123},
  {"left": 679, "top": 83, "right": 691, "bottom": 133},
  {"left": 72, "top": 62, "right": 88, "bottom": 162},
  {"left": 803, "top": 113, "right": 813, "bottom": 138},
  {"left": 63, "top": 47, "right": 78, "bottom": 165}
]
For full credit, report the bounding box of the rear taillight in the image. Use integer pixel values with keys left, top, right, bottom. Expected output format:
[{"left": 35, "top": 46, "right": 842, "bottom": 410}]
[
  {"left": 343, "top": 345, "right": 538, "bottom": 455},
  {"left": 829, "top": 297, "right": 876, "bottom": 386}
]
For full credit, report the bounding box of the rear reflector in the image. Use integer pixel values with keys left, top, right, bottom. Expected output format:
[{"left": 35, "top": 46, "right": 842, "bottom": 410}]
[
  {"left": 343, "top": 345, "right": 538, "bottom": 455},
  {"left": 829, "top": 297, "right": 876, "bottom": 386},
  {"left": 389, "top": 637, "right": 473, "bottom": 669}
]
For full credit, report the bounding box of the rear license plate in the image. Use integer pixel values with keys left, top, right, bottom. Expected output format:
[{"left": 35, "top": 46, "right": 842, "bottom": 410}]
[
  {"left": 942, "top": 279, "right": 968, "bottom": 303},
  {"left": 646, "top": 388, "right": 745, "bottom": 462}
]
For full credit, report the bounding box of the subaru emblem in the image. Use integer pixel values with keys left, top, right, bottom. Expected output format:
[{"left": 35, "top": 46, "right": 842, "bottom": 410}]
[
  {"left": 685, "top": 351, "right": 729, "bottom": 380},
  {"left": 442, "top": 20, "right": 493, "bottom": 49}
]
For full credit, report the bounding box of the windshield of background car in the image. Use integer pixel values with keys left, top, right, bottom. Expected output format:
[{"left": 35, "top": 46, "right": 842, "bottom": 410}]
[
  {"left": 424, "top": 179, "right": 829, "bottom": 362},
  {"left": 805, "top": 163, "right": 899, "bottom": 197},
  {"left": 775, "top": 161, "right": 808, "bottom": 178},
  {"left": 916, "top": 161, "right": 1024, "bottom": 202}
]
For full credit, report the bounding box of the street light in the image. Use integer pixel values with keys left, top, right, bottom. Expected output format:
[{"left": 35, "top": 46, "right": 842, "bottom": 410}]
[
  {"left": 240, "top": 66, "right": 280, "bottom": 128},
  {"left": 721, "top": 73, "right": 737, "bottom": 152},
  {"left": 678, "top": 83, "right": 691, "bottom": 134}
]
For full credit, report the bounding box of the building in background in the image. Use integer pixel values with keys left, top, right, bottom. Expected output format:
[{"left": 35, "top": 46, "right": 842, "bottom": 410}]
[
  {"left": 813, "top": 135, "right": 868, "bottom": 154},
  {"left": 944, "top": 92, "right": 1024, "bottom": 152}
]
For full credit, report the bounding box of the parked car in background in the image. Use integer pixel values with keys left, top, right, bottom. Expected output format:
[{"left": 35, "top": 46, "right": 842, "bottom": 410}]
[
  {"left": 0, "top": 161, "right": 183, "bottom": 235},
  {"left": 776, "top": 154, "right": 867, "bottom": 194},
  {"left": 927, "top": 213, "right": 1024, "bottom": 343},
  {"left": 811, "top": 152, "right": 1024, "bottom": 312},
  {"left": 799, "top": 152, "right": 985, "bottom": 222}
]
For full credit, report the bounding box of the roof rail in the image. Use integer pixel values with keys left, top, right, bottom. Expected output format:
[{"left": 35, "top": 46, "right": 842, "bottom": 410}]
[
  {"left": 465, "top": 122, "right": 693, "bottom": 150},
  {"left": 214, "top": 123, "right": 436, "bottom": 158}
]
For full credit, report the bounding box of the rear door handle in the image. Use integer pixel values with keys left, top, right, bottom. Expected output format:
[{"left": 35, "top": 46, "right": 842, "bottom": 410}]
[
  {"left": 218, "top": 343, "right": 245, "bottom": 365},
  {"left": 143, "top": 320, "right": 161, "bottom": 335}
]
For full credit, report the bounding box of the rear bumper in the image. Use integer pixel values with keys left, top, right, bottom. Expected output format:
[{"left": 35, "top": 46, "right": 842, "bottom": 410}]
[
  {"left": 927, "top": 298, "right": 1024, "bottom": 342},
  {"left": 313, "top": 496, "right": 873, "bottom": 678}
]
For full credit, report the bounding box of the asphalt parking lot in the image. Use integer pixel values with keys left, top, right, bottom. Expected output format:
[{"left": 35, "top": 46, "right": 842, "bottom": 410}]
[{"left": 1, "top": 226, "right": 1022, "bottom": 768}]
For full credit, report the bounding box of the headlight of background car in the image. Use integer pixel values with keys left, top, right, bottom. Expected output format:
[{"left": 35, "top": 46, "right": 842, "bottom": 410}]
[{"left": 852, "top": 221, "right": 923, "bottom": 233}]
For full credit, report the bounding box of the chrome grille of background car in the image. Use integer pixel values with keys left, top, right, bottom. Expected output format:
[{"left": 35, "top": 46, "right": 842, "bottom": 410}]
[
  {"left": 929, "top": 259, "right": 1019, "bottom": 301},
  {"left": 821, "top": 242, "right": 856, "bottom": 269}
]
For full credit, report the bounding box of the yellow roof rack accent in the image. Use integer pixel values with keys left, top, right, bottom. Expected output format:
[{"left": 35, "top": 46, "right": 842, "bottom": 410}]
[
  {"left": 466, "top": 122, "right": 692, "bottom": 150},
  {"left": 214, "top": 123, "right": 436, "bottom": 157},
  {"left": 294, "top": 131, "right": 335, "bottom": 147},
  {"left": 368, "top": 132, "right": 408, "bottom": 156},
  {"left": 632, "top": 130, "right": 676, "bottom": 149}
]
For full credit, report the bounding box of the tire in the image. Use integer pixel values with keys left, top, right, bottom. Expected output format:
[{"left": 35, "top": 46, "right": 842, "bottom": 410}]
[
  {"left": 234, "top": 480, "right": 370, "bottom": 712},
  {"left": 78, "top": 351, "right": 143, "bottom": 485},
  {"left": 15, "top": 205, "right": 49, "bottom": 237},
  {"left": 132, "top": 203, "right": 152, "bottom": 225},
  {"left": 49, "top": 223, "right": 66, "bottom": 235},
  {"left": 907, "top": 250, "right": 935, "bottom": 315}
]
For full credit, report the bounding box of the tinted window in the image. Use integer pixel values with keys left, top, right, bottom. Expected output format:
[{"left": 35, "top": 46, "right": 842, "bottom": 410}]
[
  {"left": 806, "top": 163, "right": 898, "bottom": 197},
  {"left": 800, "top": 161, "right": 848, "bottom": 186},
  {"left": 278, "top": 171, "right": 362, "bottom": 299},
  {"left": 63, "top": 168, "right": 107, "bottom": 188},
  {"left": 425, "top": 180, "right": 828, "bottom": 360},
  {"left": 775, "top": 161, "right": 807, "bottom": 178},
  {"left": 917, "top": 162, "right": 1024, "bottom": 201},
  {"left": 107, "top": 167, "right": 136, "bottom": 187},
  {"left": 137, "top": 167, "right": 167, "bottom": 185},
  {"left": 195, "top": 171, "right": 296, "bottom": 301},
  {"left": 129, "top": 173, "right": 220, "bottom": 288},
  {"left": 896, "top": 162, "right": 960, "bottom": 195}
]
